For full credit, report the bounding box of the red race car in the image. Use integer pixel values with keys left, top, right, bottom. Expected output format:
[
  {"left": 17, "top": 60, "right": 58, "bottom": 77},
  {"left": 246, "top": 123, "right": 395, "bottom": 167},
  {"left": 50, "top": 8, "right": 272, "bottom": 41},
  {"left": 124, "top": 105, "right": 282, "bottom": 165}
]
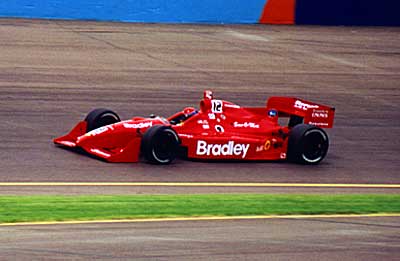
[{"left": 54, "top": 90, "right": 335, "bottom": 165}]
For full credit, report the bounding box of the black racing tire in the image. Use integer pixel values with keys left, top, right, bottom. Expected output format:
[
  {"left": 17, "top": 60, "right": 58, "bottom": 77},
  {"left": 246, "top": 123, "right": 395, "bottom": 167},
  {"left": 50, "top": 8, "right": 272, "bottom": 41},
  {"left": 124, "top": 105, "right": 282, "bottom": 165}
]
[
  {"left": 85, "top": 108, "right": 121, "bottom": 132},
  {"left": 287, "top": 124, "right": 329, "bottom": 165},
  {"left": 141, "top": 125, "right": 180, "bottom": 164}
]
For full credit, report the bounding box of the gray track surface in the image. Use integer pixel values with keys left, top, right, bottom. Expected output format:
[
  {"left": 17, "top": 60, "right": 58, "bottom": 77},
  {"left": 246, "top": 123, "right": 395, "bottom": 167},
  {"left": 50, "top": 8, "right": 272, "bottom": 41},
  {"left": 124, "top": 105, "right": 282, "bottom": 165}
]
[
  {"left": 1, "top": 19, "right": 400, "bottom": 193},
  {"left": 1, "top": 19, "right": 400, "bottom": 261},
  {"left": 1, "top": 217, "right": 399, "bottom": 260}
]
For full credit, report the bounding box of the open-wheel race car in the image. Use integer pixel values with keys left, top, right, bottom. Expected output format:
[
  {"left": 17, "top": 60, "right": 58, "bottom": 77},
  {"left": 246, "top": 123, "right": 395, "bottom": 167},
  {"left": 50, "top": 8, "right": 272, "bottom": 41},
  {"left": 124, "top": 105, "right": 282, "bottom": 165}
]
[{"left": 54, "top": 90, "right": 335, "bottom": 165}]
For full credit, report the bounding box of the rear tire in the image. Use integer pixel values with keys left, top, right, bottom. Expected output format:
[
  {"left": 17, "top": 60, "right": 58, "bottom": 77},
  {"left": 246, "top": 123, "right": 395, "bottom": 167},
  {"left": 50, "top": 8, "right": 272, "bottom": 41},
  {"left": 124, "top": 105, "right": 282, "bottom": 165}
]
[
  {"left": 141, "top": 125, "right": 180, "bottom": 164},
  {"left": 85, "top": 108, "right": 120, "bottom": 132},
  {"left": 287, "top": 124, "right": 329, "bottom": 164}
]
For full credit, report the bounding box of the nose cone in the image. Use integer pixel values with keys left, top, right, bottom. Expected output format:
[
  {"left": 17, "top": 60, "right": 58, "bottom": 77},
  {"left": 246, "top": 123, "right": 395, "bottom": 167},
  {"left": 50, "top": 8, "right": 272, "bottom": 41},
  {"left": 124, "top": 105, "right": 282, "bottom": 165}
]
[{"left": 76, "top": 125, "right": 112, "bottom": 148}]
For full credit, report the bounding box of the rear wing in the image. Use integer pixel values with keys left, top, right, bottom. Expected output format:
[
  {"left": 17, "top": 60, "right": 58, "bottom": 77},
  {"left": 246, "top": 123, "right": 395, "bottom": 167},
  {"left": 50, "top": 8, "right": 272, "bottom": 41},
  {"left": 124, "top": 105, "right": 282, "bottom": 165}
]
[{"left": 267, "top": 97, "right": 335, "bottom": 128}]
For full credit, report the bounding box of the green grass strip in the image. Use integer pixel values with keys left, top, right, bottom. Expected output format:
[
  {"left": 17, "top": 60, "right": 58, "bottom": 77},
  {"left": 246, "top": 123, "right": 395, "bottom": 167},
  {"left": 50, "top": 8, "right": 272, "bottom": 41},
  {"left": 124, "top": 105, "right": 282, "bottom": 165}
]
[{"left": 1, "top": 194, "right": 399, "bottom": 223}]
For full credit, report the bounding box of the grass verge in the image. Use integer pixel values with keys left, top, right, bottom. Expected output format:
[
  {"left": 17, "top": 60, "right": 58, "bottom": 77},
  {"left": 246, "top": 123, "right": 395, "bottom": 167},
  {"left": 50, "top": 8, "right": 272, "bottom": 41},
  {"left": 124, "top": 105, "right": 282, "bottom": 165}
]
[{"left": 1, "top": 194, "right": 399, "bottom": 223}]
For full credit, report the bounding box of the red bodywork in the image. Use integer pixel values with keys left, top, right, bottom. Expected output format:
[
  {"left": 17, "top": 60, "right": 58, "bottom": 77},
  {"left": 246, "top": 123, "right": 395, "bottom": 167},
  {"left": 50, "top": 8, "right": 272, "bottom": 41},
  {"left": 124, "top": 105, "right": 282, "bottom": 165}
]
[{"left": 54, "top": 90, "right": 335, "bottom": 163}]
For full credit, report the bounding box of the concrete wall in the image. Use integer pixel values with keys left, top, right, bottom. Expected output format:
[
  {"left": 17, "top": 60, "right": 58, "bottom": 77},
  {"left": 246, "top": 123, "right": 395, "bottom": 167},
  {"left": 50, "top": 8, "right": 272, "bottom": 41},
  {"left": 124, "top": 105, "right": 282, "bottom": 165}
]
[
  {"left": 0, "top": 0, "right": 399, "bottom": 25},
  {"left": 0, "top": 0, "right": 267, "bottom": 24}
]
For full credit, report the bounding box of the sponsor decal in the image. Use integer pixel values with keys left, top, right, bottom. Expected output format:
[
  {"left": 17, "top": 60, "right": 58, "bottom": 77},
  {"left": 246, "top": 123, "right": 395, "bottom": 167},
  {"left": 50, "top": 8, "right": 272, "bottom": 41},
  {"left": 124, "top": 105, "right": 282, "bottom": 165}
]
[
  {"left": 179, "top": 133, "right": 194, "bottom": 138},
  {"left": 311, "top": 110, "right": 329, "bottom": 118},
  {"left": 224, "top": 104, "right": 241, "bottom": 109},
  {"left": 256, "top": 145, "right": 264, "bottom": 152},
  {"left": 264, "top": 140, "right": 271, "bottom": 150},
  {"left": 202, "top": 125, "right": 210, "bottom": 129},
  {"left": 294, "top": 100, "right": 319, "bottom": 111},
  {"left": 197, "top": 119, "right": 208, "bottom": 124},
  {"left": 268, "top": 109, "right": 277, "bottom": 117},
  {"left": 215, "top": 125, "right": 224, "bottom": 133},
  {"left": 308, "top": 122, "right": 329, "bottom": 127},
  {"left": 233, "top": 121, "right": 260, "bottom": 129},
  {"left": 123, "top": 121, "right": 153, "bottom": 129},
  {"left": 86, "top": 126, "right": 111, "bottom": 136},
  {"left": 208, "top": 113, "right": 216, "bottom": 120},
  {"left": 196, "top": 140, "right": 250, "bottom": 158},
  {"left": 256, "top": 140, "right": 271, "bottom": 152}
]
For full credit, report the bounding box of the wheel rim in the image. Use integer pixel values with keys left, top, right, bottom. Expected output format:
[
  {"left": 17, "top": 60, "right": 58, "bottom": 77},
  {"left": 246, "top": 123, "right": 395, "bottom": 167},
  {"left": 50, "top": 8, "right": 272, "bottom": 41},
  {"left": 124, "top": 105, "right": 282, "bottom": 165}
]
[
  {"left": 301, "top": 129, "right": 328, "bottom": 163},
  {"left": 95, "top": 113, "right": 119, "bottom": 129}
]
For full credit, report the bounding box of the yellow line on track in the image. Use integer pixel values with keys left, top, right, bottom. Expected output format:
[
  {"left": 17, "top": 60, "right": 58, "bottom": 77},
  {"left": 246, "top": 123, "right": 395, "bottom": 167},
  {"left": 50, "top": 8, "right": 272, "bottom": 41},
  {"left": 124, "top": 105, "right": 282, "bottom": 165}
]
[
  {"left": 0, "top": 182, "right": 399, "bottom": 188},
  {"left": 1, "top": 213, "right": 399, "bottom": 227}
]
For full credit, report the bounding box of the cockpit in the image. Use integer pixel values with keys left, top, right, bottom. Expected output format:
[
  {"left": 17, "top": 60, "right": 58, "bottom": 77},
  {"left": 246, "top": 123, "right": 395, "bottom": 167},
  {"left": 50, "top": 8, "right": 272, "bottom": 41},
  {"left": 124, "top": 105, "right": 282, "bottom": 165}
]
[{"left": 168, "top": 107, "right": 198, "bottom": 125}]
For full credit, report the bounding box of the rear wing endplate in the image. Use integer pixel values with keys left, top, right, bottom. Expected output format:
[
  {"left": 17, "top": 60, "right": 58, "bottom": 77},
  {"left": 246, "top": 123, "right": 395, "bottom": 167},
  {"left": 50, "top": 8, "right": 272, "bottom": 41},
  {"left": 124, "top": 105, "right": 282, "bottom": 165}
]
[{"left": 267, "top": 97, "right": 335, "bottom": 128}]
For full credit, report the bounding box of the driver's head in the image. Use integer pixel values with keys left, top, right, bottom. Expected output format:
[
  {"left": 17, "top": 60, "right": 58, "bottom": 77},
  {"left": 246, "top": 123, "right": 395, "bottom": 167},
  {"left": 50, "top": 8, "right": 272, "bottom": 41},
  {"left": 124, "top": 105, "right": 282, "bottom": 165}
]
[{"left": 183, "top": 107, "right": 196, "bottom": 115}]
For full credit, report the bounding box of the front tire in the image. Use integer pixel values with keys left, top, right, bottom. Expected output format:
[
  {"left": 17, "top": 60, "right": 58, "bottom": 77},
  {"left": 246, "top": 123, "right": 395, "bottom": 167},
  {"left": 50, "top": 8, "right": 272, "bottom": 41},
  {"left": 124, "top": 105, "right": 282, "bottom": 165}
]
[
  {"left": 85, "top": 108, "right": 121, "bottom": 132},
  {"left": 287, "top": 124, "right": 329, "bottom": 164},
  {"left": 141, "top": 125, "right": 180, "bottom": 164}
]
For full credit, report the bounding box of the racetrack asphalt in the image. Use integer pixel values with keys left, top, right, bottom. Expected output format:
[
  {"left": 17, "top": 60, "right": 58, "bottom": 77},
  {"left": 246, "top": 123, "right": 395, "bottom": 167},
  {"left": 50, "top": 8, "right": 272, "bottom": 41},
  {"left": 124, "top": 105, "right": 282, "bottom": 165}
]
[
  {"left": 0, "top": 19, "right": 399, "bottom": 194},
  {"left": 1, "top": 216, "right": 399, "bottom": 260},
  {"left": 1, "top": 18, "right": 399, "bottom": 260}
]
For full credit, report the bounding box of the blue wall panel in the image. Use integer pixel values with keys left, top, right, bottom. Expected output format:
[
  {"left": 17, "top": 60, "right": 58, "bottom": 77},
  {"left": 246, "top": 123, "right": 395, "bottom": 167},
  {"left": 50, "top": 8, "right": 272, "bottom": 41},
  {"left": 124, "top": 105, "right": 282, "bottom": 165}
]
[
  {"left": 296, "top": 0, "right": 400, "bottom": 26},
  {"left": 0, "top": 0, "right": 268, "bottom": 24}
]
